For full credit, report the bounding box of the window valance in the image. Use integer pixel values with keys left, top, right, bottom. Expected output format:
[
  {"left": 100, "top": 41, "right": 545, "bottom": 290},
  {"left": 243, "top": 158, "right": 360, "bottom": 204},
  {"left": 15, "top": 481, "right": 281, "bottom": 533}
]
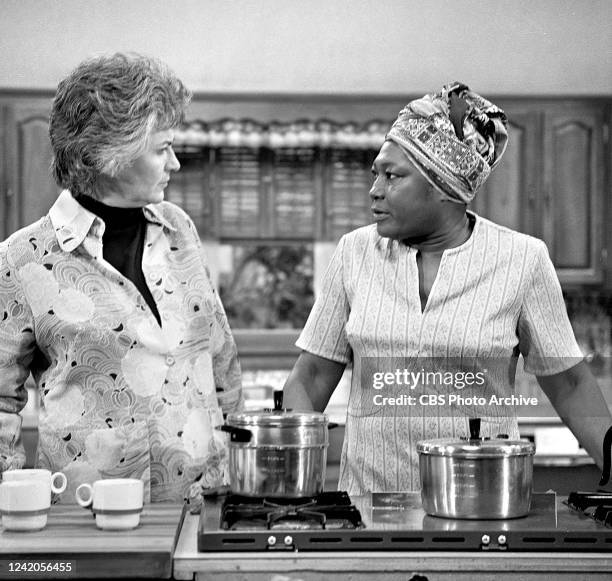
[{"left": 174, "top": 119, "right": 388, "bottom": 150}]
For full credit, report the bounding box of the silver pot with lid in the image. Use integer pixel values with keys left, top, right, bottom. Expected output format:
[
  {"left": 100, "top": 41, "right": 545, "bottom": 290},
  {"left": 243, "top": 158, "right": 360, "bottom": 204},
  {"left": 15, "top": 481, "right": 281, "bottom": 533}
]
[
  {"left": 218, "top": 391, "right": 335, "bottom": 498},
  {"left": 417, "top": 418, "right": 535, "bottom": 519}
]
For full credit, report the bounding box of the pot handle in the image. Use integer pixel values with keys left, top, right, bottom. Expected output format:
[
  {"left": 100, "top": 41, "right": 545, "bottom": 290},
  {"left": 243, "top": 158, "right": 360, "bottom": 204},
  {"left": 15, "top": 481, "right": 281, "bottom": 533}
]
[
  {"left": 599, "top": 425, "right": 612, "bottom": 486},
  {"left": 215, "top": 425, "right": 253, "bottom": 443}
]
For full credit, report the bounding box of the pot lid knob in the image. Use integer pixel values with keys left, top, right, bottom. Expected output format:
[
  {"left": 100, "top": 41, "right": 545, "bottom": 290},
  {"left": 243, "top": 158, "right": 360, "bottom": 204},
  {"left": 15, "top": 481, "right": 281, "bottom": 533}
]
[
  {"left": 469, "top": 418, "right": 481, "bottom": 441},
  {"left": 274, "top": 390, "right": 284, "bottom": 411}
]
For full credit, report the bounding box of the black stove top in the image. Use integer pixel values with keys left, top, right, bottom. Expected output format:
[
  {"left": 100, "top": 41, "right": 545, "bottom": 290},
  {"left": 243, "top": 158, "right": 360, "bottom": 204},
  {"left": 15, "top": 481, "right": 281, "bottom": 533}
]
[{"left": 197, "top": 491, "right": 612, "bottom": 552}]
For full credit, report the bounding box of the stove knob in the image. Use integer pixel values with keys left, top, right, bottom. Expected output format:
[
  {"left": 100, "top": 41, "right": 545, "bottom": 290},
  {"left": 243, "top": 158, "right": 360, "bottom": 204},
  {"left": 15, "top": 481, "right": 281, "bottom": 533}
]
[
  {"left": 267, "top": 535, "right": 277, "bottom": 546},
  {"left": 481, "top": 534, "right": 490, "bottom": 545},
  {"left": 497, "top": 534, "right": 507, "bottom": 546},
  {"left": 284, "top": 535, "right": 293, "bottom": 546}
]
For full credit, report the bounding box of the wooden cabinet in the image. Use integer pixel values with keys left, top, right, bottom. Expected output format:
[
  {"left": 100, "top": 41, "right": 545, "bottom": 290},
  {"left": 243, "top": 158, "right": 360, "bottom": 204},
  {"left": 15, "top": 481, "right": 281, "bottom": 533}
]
[
  {"left": 471, "top": 111, "right": 540, "bottom": 236},
  {"left": 542, "top": 105, "right": 606, "bottom": 284},
  {"left": 472, "top": 101, "right": 609, "bottom": 285},
  {"left": 1, "top": 99, "right": 60, "bottom": 240}
]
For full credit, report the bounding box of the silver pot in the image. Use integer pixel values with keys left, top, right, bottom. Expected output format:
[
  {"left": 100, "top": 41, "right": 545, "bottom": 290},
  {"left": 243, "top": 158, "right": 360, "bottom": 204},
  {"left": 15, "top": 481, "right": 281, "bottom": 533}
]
[
  {"left": 417, "top": 419, "right": 535, "bottom": 519},
  {"left": 219, "top": 405, "right": 333, "bottom": 498}
]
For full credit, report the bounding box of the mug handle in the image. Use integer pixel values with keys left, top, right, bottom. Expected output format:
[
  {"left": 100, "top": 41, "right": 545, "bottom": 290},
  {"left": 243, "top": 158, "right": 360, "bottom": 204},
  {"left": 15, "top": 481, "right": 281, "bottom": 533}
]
[
  {"left": 51, "top": 472, "right": 68, "bottom": 494},
  {"left": 75, "top": 483, "right": 93, "bottom": 508}
]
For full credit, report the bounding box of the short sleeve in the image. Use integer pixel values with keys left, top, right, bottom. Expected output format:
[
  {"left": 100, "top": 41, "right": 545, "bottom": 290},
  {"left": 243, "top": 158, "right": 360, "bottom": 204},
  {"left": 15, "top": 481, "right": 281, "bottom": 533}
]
[
  {"left": 296, "top": 236, "right": 352, "bottom": 364},
  {"left": 518, "top": 240, "right": 583, "bottom": 375}
]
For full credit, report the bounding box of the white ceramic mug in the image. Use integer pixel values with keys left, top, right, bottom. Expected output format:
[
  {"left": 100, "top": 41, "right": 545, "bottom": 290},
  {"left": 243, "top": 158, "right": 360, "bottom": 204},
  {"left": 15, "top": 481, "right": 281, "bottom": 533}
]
[
  {"left": 75, "top": 478, "right": 144, "bottom": 530},
  {"left": 0, "top": 480, "right": 50, "bottom": 531},
  {"left": 2, "top": 468, "right": 68, "bottom": 498}
]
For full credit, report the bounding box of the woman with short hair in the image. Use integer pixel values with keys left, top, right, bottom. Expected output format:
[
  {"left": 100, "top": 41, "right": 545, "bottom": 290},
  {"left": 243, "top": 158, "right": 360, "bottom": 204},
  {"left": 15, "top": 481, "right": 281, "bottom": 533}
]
[{"left": 0, "top": 53, "right": 242, "bottom": 502}]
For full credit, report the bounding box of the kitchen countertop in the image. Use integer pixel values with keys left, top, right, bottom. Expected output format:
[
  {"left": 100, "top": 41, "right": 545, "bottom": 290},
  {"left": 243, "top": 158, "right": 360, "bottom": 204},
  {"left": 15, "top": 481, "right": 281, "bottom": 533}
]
[
  {"left": 173, "top": 496, "right": 612, "bottom": 581},
  {"left": 0, "top": 502, "right": 185, "bottom": 579},
  {"left": 2, "top": 498, "right": 610, "bottom": 580}
]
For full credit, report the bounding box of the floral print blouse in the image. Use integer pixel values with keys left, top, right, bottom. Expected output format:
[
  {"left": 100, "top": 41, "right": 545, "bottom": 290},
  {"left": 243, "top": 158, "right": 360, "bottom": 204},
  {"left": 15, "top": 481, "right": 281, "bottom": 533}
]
[{"left": 0, "top": 190, "right": 243, "bottom": 502}]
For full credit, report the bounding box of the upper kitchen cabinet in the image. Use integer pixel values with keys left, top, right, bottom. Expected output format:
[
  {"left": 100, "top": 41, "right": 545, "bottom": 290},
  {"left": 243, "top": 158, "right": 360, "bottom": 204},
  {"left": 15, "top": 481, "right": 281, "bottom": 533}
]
[
  {"left": 541, "top": 105, "right": 607, "bottom": 285},
  {"left": 471, "top": 101, "right": 609, "bottom": 285},
  {"left": 470, "top": 111, "right": 541, "bottom": 236},
  {"left": 1, "top": 98, "right": 60, "bottom": 240}
]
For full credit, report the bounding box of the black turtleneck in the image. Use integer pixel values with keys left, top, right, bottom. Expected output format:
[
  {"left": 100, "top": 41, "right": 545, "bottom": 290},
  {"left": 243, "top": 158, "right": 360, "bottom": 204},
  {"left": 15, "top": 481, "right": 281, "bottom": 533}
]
[{"left": 77, "top": 195, "right": 161, "bottom": 326}]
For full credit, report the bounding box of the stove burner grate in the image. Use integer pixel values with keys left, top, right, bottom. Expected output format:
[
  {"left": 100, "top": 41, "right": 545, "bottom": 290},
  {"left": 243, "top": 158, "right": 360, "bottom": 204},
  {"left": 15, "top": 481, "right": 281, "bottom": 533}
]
[
  {"left": 221, "top": 491, "right": 363, "bottom": 531},
  {"left": 592, "top": 504, "right": 612, "bottom": 526},
  {"left": 567, "top": 491, "right": 612, "bottom": 527}
]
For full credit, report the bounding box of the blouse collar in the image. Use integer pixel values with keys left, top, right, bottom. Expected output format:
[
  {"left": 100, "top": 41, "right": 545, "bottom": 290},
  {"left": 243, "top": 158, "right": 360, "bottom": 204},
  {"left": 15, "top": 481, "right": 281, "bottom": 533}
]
[{"left": 49, "top": 190, "right": 175, "bottom": 252}]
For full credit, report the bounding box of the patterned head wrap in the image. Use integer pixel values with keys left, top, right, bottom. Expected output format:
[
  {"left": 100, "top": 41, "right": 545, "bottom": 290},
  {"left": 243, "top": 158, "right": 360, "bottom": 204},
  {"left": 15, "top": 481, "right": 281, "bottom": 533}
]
[{"left": 386, "top": 82, "right": 508, "bottom": 204}]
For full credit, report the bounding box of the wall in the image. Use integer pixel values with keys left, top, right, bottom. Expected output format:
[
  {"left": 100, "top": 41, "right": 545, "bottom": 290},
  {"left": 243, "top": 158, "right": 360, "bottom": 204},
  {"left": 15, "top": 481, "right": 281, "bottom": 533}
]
[{"left": 1, "top": 0, "right": 611, "bottom": 95}]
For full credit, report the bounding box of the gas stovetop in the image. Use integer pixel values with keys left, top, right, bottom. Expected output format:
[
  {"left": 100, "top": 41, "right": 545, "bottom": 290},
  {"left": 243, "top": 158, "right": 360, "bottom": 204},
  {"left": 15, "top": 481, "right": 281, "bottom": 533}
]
[
  {"left": 197, "top": 491, "right": 612, "bottom": 552},
  {"left": 219, "top": 491, "right": 363, "bottom": 531}
]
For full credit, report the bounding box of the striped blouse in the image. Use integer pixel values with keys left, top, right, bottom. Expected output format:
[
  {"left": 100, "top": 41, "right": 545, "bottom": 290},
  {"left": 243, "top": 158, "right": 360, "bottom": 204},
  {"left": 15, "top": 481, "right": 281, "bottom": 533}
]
[{"left": 296, "top": 213, "right": 583, "bottom": 494}]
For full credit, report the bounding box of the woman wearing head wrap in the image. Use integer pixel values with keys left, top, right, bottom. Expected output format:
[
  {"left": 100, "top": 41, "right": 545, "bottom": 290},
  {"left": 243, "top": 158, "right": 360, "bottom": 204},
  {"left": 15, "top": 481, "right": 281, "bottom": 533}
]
[
  {"left": 0, "top": 53, "right": 242, "bottom": 502},
  {"left": 284, "top": 83, "right": 611, "bottom": 495}
]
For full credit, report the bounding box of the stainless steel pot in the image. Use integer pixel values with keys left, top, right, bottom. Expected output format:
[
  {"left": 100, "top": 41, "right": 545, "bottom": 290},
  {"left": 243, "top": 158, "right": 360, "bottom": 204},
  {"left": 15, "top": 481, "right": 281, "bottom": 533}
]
[
  {"left": 219, "top": 393, "right": 334, "bottom": 498},
  {"left": 417, "top": 418, "right": 535, "bottom": 519}
]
